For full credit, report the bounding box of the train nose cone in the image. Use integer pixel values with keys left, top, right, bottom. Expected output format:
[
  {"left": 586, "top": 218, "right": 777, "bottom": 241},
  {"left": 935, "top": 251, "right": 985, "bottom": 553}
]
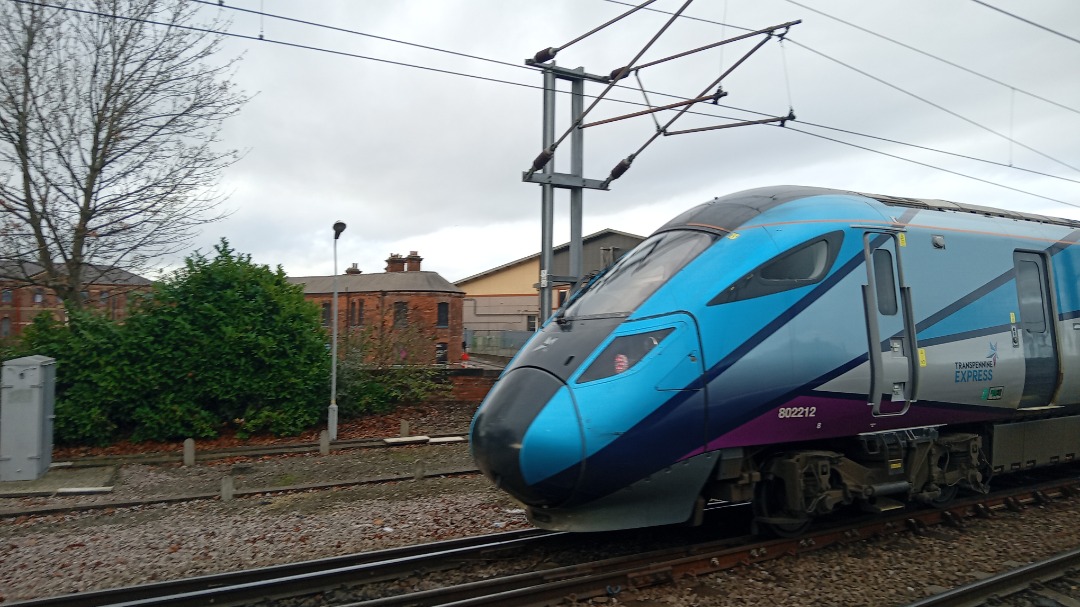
[{"left": 471, "top": 367, "right": 584, "bottom": 507}]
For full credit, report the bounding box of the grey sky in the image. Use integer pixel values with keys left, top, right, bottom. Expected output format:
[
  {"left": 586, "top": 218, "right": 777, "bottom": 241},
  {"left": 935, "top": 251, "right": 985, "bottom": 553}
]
[{"left": 182, "top": 0, "right": 1080, "bottom": 283}]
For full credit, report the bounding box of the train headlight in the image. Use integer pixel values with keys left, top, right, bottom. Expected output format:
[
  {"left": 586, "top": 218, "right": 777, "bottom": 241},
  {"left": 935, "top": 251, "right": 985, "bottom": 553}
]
[{"left": 577, "top": 328, "right": 674, "bottom": 383}]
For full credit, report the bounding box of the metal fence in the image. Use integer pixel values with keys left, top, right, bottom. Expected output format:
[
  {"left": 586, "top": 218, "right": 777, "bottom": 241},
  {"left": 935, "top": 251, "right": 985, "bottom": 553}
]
[{"left": 468, "top": 330, "right": 533, "bottom": 359}]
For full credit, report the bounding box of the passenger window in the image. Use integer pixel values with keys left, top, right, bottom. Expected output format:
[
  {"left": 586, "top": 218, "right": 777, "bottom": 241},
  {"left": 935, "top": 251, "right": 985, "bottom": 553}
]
[
  {"left": 872, "top": 249, "right": 898, "bottom": 316},
  {"left": 1015, "top": 260, "right": 1046, "bottom": 333},
  {"left": 710, "top": 231, "right": 843, "bottom": 305}
]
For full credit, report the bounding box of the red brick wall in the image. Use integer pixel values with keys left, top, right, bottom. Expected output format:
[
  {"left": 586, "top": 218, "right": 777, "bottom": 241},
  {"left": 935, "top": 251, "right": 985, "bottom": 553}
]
[
  {"left": 447, "top": 369, "right": 498, "bottom": 402},
  {"left": 312, "top": 290, "right": 465, "bottom": 365},
  {"left": 1, "top": 283, "right": 144, "bottom": 339}
]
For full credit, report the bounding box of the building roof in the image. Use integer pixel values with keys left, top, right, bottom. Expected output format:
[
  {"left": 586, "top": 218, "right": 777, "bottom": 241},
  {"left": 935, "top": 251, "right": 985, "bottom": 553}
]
[
  {"left": 0, "top": 261, "right": 152, "bottom": 286},
  {"left": 454, "top": 228, "right": 645, "bottom": 284},
  {"left": 288, "top": 270, "right": 464, "bottom": 295}
]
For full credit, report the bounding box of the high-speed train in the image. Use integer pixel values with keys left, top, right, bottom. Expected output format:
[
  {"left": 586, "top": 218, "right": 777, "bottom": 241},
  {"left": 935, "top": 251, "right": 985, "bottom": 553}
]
[{"left": 469, "top": 185, "right": 1080, "bottom": 535}]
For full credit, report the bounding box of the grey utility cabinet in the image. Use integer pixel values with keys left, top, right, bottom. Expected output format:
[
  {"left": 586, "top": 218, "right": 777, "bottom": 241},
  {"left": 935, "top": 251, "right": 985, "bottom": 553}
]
[{"left": 0, "top": 355, "right": 56, "bottom": 481}]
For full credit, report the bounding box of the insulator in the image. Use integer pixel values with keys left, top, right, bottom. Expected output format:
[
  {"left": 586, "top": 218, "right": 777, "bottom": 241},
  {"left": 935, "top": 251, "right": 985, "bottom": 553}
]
[
  {"left": 609, "top": 66, "right": 631, "bottom": 81},
  {"left": 533, "top": 47, "right": 557, "bottom": 63},
  {"left": 609, "top": 157, "right": 632, "bottom": 181},
  {"left": 532, "top": 148, "right": 554, "bottom": 171}
]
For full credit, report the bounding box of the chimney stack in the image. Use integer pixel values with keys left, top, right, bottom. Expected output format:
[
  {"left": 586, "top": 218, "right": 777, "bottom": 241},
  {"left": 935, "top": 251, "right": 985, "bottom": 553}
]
[
  {"left": 385, "top": 253, "right": 406, "bottom": 273},
  {"left": 405, "top": 251, "right": 423, "bottom": 272},
  {"left": 345, "top": 263, "right": 362, "bottom": 275}
]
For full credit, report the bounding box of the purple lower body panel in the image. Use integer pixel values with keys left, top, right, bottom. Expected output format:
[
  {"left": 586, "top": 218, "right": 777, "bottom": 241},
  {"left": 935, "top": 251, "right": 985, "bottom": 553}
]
[{"left": 681, "top": 393, "right": 1010, "bottom": 460}]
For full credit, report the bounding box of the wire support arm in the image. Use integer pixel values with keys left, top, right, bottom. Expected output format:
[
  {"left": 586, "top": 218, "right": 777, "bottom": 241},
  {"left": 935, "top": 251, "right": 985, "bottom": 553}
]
[
  {"left": 525, "top": 0, "right": 695, "bottom": 178},
  {"left": 665, "top": 109, "right": 795, "bottom": 136},
  {"left": 581, "top": 90, "right": 728, "bottom": 129},
  {"left": 529, "top": 0, "right": 659, "bottom": 64},
  {"left": 600, "top": 32, "right": 777, "bottom": 187},
  {"left": 608, "top": 20, "right": 801, "bottom": 80}
]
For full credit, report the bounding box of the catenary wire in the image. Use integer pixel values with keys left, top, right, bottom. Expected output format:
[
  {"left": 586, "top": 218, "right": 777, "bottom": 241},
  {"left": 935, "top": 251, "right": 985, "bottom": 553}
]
[
  {"left": 970, "top": 0, "right": 1080, "bottom": 46},
  {"left": 197, "top": 0, "right": 1080, "bottom": 188},
  {"left": 787, "top": 39, "right": 1080, "bottom": 175},
  {"left": 783, "top": 0, "right": 1080, "bottom": 116},
  {"left": 602, "top": 0, "right": 1080, "bottom": 176},
  {"left": 17, "top": 0, "right": 1076, "bottom": 209},
  {"left": 783, "top": 125, "right": 1080, "bottom": 209}
]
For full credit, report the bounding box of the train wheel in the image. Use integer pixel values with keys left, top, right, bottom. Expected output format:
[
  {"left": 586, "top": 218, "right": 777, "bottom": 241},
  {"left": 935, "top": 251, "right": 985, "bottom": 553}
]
[
  {"left": 753, "top": 476, "right": 812, "bottom": 538},
  {"left": 929, "top": 484, "right": 959, "bottom": 509}
]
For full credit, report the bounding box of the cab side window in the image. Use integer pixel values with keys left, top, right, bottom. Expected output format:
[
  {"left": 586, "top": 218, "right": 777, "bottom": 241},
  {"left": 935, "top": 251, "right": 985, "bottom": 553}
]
[{"left": 710, "top": 231, "right": 843, "bottom": 305}]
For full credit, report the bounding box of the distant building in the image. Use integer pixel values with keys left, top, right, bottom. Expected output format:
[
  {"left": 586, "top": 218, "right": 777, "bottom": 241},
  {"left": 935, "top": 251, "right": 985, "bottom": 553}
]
[
  {"left": 0, "top": 263, "right": 153, "bottom": 339},
  {"left": 455, "top": 229, "right": 645, "bottom": 333},
  {"left": 288, "top": 251, "right": 466, "bottom": 365}
]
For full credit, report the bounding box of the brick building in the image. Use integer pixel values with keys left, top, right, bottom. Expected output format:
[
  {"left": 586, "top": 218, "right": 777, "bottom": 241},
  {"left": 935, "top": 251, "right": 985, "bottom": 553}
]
[
  {"left": 455, "top": 229, "right": 644, "bottom": 332},
  {"left": 288, "top": 251, "right": 466, "bottom": 365},
  {"left": 0, "top": 264, "right": 152, "bottom": 340}
]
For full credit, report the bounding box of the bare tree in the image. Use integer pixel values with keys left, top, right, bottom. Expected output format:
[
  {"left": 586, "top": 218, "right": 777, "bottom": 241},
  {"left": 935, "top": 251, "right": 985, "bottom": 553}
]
[{"left": 0, "top": 0, "right": 246, "bottom": 307}]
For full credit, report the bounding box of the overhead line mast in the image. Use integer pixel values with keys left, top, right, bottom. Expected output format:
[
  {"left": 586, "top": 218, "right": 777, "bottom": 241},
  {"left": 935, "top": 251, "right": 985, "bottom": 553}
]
[{"left": 524, "top": 4, "right": 799, "bottom": 322}]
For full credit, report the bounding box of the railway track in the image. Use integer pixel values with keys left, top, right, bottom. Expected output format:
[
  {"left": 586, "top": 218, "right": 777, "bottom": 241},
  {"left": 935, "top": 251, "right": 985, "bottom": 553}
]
[
  {"left": 12, "top": 474, "right": 1080, "bottom": 607},
  {"left": 58, "top": 433, "right": 470, "bottom": 467},
  {"left": 5, "top": 528, "right": 557, "bottom": 607},
  {"left": 903, "top": 547, "right": 1080, "bottom": 607}
]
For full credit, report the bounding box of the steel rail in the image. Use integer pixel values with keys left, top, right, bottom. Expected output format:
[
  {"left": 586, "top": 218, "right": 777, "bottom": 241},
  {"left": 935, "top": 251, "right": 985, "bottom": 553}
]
[
  {"left": 901, "top": 547, "right": 1080, "bottom": 607},
  {"left": 14, "top": 474, "right": 1080, "bottom": 606},
  {"left": 60, "top": 432, "right": 470, "bottom": 467},
  {"left": 342, "top": 476, "right": 1080, "bottom": 606},
  {"left": 5, "top": 529, "right": 556, "bottom": 607}
]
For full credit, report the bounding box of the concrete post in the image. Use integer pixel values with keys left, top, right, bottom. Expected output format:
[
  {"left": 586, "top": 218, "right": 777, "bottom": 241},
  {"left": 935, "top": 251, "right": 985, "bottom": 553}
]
[
  {"left": 319, "top": 430, "right": 330, "bottom": 455},
  {"left": 183, "top": 438, "right": 195, "bottom": 467},
  {"left": 220, "top": 475, "right": 234, "bottom": 501}
]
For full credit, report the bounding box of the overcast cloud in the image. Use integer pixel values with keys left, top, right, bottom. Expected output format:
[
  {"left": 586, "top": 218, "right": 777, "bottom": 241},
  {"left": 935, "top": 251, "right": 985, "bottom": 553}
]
[{"left": 177, "top": 0, "right": 1080, "bottom": 284}]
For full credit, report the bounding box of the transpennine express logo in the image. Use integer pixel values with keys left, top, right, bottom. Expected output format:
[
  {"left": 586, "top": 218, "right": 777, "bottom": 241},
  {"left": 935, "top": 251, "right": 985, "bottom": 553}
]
[{"left": 954, "top": 342, "right": 997, "bottom": 383}]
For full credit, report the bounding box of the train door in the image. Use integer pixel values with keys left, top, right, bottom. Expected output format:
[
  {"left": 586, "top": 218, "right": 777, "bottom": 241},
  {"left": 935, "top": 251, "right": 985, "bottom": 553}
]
[
  {"left": 862, "top": 231, "right": 920, "bottom": 416},
  {"left": 1013, "top": 251, "right": 1060, "bottom": 407}
]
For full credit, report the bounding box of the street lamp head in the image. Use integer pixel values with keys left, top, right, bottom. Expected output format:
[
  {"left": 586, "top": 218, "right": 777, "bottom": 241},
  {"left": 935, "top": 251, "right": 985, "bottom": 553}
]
[{"left": 333, "top": 220, "right": 346, "bottom": 240}]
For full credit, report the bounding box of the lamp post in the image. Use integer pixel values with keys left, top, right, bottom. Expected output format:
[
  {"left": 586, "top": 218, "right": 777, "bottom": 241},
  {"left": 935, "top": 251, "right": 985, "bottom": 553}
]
[{"left": 329, "top": 220, "right": 346, "bottom": 441}]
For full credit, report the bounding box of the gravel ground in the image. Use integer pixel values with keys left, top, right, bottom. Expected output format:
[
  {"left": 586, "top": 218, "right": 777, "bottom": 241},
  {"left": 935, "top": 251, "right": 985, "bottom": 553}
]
[
  {"left": 4, "top": 462, "right": 1080, "bottom": 606},
  {"left": 3, "top": 400, "right": 1080, "bottom": 606}
]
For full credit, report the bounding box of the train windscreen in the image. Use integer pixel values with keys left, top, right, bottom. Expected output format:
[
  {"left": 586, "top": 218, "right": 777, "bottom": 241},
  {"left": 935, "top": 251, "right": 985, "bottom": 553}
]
[{"left": 563, "top": 230, "right": 716, "bottom": 319}]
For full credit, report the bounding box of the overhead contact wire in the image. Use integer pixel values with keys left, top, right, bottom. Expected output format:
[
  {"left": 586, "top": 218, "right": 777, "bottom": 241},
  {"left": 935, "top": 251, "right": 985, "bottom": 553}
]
[
  {"left": 195, "top": 0, "right": 1078, "bottom": 187},
  {"left": 785, "top": 125, "right": 1080, "bottom": 209},
  {"left": 970, "top": 0, "right": 1080, "bottom": 46},
  {"left": 28, "top": 0, "right": 1077, "bottom": 206},
  {"left": 786, "top": 40, "right": 1080, "bottom": 175},
  {"left": 782, "top": 0, "right": 1080, "bottom": 116},
  {"left": 603, "top": 0, "right": 1080, "bottom": 176}
]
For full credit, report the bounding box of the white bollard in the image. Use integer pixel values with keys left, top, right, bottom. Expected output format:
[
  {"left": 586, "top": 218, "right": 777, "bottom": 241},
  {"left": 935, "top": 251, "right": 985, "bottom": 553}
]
[
  {"left": 183, "top": 438, "right": 195, "bottom": 467},
  {"left": 221, "top": 475, "right": 234, "bottom": 501}
]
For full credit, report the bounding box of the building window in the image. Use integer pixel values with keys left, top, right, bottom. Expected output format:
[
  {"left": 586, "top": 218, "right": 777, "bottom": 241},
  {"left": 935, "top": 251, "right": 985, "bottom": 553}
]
[
  {"left": 436, "top": 302, "right": 449, "bottom": 328},
  {"left": 394, "top": 301, "right": 408, "bottom": 328},
  {"left": 99, "top": 290, "right": 109, "bottom": 304},
  {"left": 1, "top": 289, "right": 11, "bottom": 304},
  {"left": 321, "top": 302, "right": 331, "bottom": 326},
  {"left": 81, "top": 290, "right": 90, "bottom": 302},
  {"left": 33, "top": 289, "right": 44, "bottom": 304},
  {"left": 349, "top": 300, "right": 363, "bottom": 327},
  {"left": 435, "top": 342, "right": 448, "bottom": 364},
  {"left": 527, "top": 315, "right": 537, "bottom": 332},
  {"left": 0, "top": 317, "right": 10, "bottom": 338}
]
